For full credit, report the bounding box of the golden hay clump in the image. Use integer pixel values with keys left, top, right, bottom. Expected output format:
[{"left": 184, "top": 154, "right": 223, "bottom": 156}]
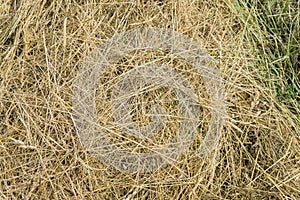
[{"left": 0, "top": 0, "right": 299, "bottom": 199}]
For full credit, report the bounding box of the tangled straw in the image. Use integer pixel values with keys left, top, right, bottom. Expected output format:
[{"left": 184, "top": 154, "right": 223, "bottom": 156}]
[{"left": 72, "top": 28, "right": 226, "bottom": 173}]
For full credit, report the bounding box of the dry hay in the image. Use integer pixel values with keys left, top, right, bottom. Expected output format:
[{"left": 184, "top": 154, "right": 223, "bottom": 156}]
[
  {"left": 72, "top": 27, "right": 226, "bottom": 173},
  {"left": 0, "top": 0, "right": 299, "bottom": 199}
]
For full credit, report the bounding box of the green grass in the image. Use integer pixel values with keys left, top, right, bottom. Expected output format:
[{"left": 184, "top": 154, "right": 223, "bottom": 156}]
[{"left": 229, "top": 0, "right": 300, "bottom": 119}]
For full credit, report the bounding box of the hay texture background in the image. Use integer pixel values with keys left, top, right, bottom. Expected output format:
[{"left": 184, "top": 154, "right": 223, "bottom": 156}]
[{"left": 0, "top": 0, "right": 299, "bottom": 199}]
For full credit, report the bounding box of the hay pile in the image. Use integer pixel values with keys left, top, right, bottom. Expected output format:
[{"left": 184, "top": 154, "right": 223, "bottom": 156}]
[{"left": 0, "top": 0, "right": 299, "bottom": 199}]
